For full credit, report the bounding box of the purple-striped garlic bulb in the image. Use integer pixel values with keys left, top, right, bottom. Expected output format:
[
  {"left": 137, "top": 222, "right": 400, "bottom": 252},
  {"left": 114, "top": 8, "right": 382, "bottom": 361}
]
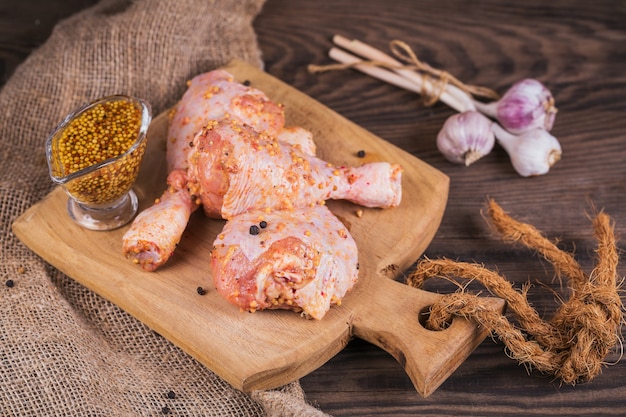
[{"left": 476, "top": 78, "right": 557, "bottom": 135}]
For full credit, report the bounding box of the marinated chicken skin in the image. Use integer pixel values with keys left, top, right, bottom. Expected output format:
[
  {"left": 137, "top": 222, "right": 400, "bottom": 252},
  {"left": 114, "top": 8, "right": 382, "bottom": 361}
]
[
  {"left": 211, "top": 205, "right": 359, "bottom": 319},
  {"left": 187, "top": 119, "right": 402, "bottom": 219},
  {"left": 122, "top": 186, "right": 195, "bottom": 271},
  {"left": 166, "top": 69, "right": 285, "bottom": 172}
]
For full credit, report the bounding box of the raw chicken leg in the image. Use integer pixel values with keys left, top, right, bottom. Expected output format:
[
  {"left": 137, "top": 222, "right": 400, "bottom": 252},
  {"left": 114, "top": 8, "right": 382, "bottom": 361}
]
[
  {"left": 188, "top": 119, "right": 403, "bottom": 219},
  {"left": 211, "top": 204, "right": 359, "bottom": 319},
  {"left": 124, "top": 70, "right": 288, "bottom": 270}
]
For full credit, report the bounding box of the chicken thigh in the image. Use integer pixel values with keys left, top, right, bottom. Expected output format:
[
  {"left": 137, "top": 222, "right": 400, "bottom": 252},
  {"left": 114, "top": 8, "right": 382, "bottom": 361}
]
[
  {"left": 211, "top": 204, "right": 359, "bottom": 319},
  {"left": 166, "top": 69, "right": 285, "bottom": 173}
]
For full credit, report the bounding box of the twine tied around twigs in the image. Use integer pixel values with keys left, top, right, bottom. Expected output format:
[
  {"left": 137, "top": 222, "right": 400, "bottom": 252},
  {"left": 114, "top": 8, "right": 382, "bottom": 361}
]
[
  {"left": 389, "top": 40, "right": 500, "bottom": 104},
  {"left": 308, "top": 39, "right": 500, "bottom": 106},
  {"left": 407, "top": 199, "right": 624, "bottom": 384}
]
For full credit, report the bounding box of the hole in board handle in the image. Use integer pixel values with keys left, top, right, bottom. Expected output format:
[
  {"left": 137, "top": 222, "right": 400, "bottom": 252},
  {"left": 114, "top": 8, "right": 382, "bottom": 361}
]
[{"left": 418, "top": 305, "right": 453, "bottom": 331}]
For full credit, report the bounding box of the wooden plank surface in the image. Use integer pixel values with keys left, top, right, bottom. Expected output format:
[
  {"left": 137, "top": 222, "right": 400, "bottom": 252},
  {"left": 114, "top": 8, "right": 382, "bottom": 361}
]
[{"left": 3, "top": 0, "right": 626, "bottom": 415}]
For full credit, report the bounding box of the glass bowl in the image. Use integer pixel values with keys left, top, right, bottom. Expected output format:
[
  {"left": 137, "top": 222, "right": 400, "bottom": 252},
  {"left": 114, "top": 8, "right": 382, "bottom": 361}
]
[{"left": 46, "top": 95, "right": 152, "bottom": 231}]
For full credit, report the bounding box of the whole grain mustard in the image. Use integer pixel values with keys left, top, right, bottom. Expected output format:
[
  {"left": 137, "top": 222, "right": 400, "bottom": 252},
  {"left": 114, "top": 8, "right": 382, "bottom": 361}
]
[{"left": 53, "top": 98, "right": 146, "bottom": 205}]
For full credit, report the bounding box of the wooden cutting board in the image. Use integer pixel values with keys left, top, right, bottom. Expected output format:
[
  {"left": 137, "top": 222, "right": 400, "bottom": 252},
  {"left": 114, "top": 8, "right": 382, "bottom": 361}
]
[{"left": 13, "top": 59, "right": 504, "bottom": 398}]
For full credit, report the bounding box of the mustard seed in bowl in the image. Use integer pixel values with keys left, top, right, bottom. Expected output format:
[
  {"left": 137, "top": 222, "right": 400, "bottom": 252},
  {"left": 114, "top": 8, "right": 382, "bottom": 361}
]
[
  {"left": 57, "top": 99, "right": 142, "bottom": 175},
  {"left": 46, "top": 95, "right": 152, "bottom": 230},
  {"left": 48, "top": 96, "right": 150, "bottom": 206}
]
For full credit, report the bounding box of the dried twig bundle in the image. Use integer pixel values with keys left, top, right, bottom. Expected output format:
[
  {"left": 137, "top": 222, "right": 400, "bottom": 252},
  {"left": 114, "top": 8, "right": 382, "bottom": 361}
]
[{"left": 407, "top": 199, "right": 624, "bottom": 384}]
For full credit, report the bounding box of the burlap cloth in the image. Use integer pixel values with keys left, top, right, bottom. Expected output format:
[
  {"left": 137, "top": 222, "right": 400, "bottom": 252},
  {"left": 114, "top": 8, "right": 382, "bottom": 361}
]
[{"left": 0, "top": 1, "right": 331, "bottom": 415}]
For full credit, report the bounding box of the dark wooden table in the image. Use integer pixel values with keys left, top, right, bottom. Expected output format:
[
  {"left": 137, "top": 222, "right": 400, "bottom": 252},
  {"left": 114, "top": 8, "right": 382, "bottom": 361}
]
[{"left": 3, "top": 1, "right": 625, "bottom": 415}]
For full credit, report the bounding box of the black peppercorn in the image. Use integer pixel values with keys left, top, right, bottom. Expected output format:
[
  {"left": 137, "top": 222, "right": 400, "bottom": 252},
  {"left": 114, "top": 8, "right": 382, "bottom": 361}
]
[
  {"left": 243, "top": 80, "right": 251, "bottom": 86},
  {"left": 259, "top": 220, "right": 267, "bottom": 229},
  {"left": 249, "top": 225, "right": 260, "bottom": 235},
  {"left": 161, "top": 406, "right": 171, "bottom": 414},
  {"left": 166, "top": 390, "right": 176, "bottom": 399},
  {"left": 6, "top": 279, "right": 15, "bottom": 288},
  {"left": 196, "top": 287, "right": 206, "bottom": 295},
  {"left": 357, "top": 150, "right": 366, "bottom": 158}
]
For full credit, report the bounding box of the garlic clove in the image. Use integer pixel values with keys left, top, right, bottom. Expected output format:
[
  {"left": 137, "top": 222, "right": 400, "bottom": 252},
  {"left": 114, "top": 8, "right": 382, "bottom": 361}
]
[
  {"left": 492, "top": 123, "right": 562, "bottom": 177},
  {"left": 436, "top": 110, "right": 495, "bottom": 166}
]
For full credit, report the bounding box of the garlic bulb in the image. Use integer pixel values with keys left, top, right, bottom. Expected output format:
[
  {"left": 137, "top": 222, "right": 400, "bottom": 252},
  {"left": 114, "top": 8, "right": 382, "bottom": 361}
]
[
  {"left": 437, "top": 111, "right": 495, "bottom": 166},
  {"left": 476, "top": 79, "right": 557, "bottom": 135},
  {"left": 492, "top": 123, "right": 562, "bottom": 177}
]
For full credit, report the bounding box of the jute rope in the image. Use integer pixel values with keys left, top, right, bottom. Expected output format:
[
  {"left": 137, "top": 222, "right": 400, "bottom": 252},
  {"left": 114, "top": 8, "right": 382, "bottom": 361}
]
[{"left": 407, "top": 199, "right": 624, "bottom": 384}]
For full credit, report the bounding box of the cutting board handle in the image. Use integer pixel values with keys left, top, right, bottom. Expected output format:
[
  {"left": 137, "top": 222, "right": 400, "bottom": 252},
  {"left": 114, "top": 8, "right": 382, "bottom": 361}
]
[{"left": 350, "top": 277, "right": 504, "bottom": 397}]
